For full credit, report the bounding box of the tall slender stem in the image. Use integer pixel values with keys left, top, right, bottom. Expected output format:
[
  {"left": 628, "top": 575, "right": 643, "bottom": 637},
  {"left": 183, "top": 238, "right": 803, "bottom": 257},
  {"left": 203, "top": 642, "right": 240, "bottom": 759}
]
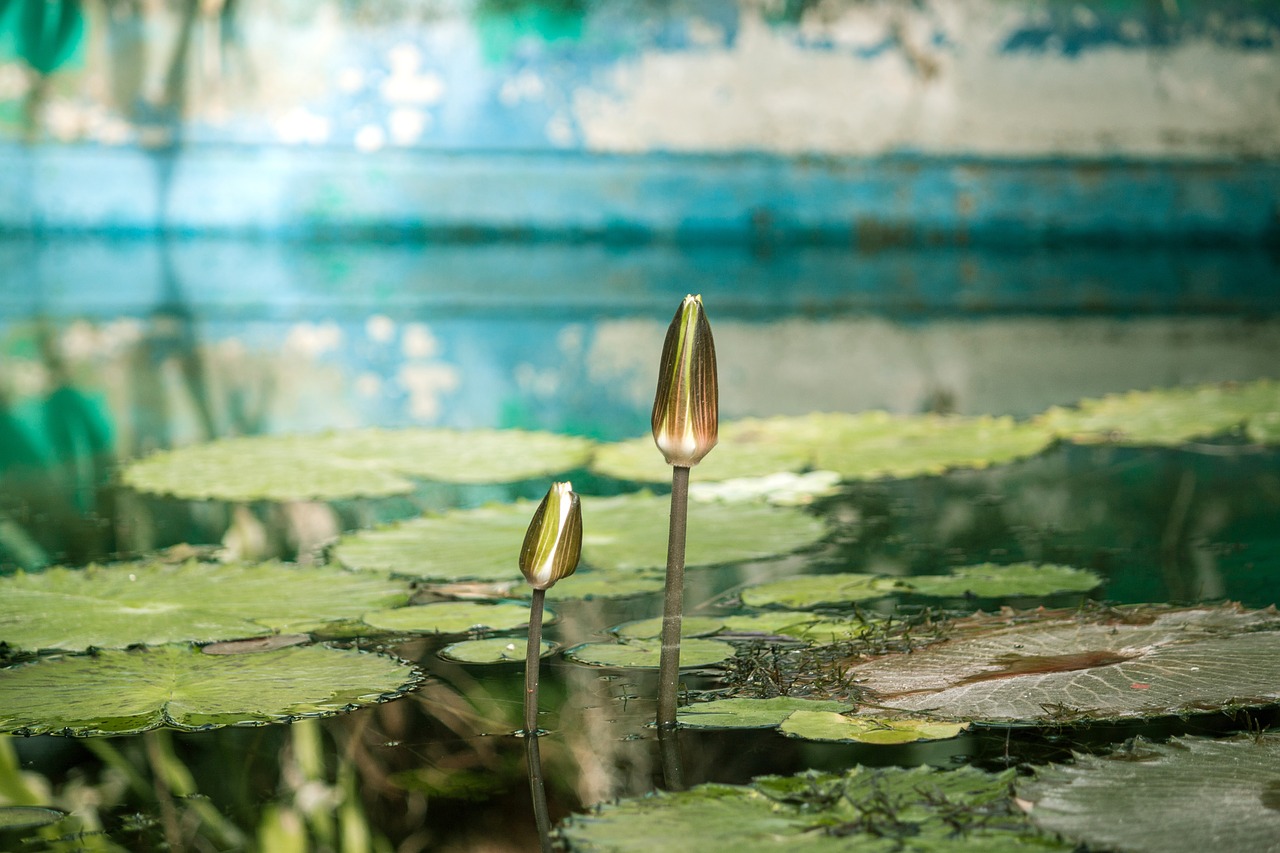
[
  {"left": 524, "top": 588, "right": 553, "bottom": 851},
  {"left": 657, "top": 464, "right": 690, "bottom": 730}
]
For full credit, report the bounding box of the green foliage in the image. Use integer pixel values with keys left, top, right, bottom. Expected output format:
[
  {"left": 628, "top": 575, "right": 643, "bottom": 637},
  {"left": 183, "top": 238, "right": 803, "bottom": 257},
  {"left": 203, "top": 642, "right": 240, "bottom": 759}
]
[
  {"left": 0, "top": 644, "right": 421, "bottom": 736},
  {"left": 676, "top": 697, "right": 853, "bottom": 730},
  {"left": 560, "top": 765, "right": 1070, "bottom": 852},
  {"left": 362, "top": 601, "right": 542, "bottom": 635},
  {"left": 438, "top": 637, "right": 555, "bottom": 664},
  {"left": 0, "top": 561, "right": 410, "bottom": 653},
  {"left": 779, "top": 712, "right": 968, "bottom": 744},
  {"left": 563, "top": 638, "right": 736, "bottom": 669},
  {"left": 121, "top": 428, "right": 595, "bottom": 501}
]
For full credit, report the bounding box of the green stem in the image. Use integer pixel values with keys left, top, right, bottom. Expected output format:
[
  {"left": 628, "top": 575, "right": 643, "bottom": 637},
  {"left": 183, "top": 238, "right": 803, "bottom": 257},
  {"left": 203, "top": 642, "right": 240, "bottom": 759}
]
[
  {"left": 657, "top": 464, "right": 690, "bottom": 730},
  {"left": 525, "top": 588, "right": 553, "bottom": 852}
]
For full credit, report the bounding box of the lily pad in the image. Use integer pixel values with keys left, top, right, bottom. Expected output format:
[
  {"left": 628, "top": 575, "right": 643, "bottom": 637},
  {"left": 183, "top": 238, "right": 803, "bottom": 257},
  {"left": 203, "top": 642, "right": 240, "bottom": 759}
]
[
  {"left": 592, "top": 413, "right": 1055, "bottom": 485},
  {"left": 438, "top": 637, "right": 555, "bottom": 664},
  {"left": 810, "top": 412, "right": 1054, "bottom": 480},
  {"left": 677, "top": 697, "right": 853, "bottom": 730},
  {"left": 362, "top": 601, "right": 542, "bottom": 635},
  {"left": 584, "top": 493, "right": 828, "bottom": 571},
  {"left": 563, "top": 639, "right": 736, "bottom": 669},
  {"left": 559, "top": 764, "right": 1070, "bottom": 852},
  {"left": 543, "top": 571, "right": 667, "bottom": 601},
  {"left": 780, "top": 711, "right": 969, "bottom": 744},
  {"left": 590, "top": 417, "right": 817, "bottom": 484},
  {"left": 0, "top": 561, "right": 410, "bottom": 653},
  {"left": 611, "top": 616, "right": 725, "bottom": 640},
  {"left": 335, "top": 493, "right": 827, "bottom": 582},
  {"left": 1019, "top": 734, "right": 1280, "bottom": 853},
  {"left": 1037, "top": 379, "right": 1280, "bottom": 446},
  {"left": 0, "top": 806, "right": 66, "bottom": 829},
  {"left": 740, "top": 574, "right": 903, "bottom": 609},
  {"left": 850, "top": 604, "right": 1280, "bottom": 723},
  {"left": 121, "top": 428, "right": 595, "bottom": 501},
  {"left": 0, "top": 644, "right": 420, "bottom": 736},
  {"left": 903, "top": 564, "right": 1102, "bottom": 598},
  {"left": 719, "top": 612, "right": 880, "bottom": 643}
]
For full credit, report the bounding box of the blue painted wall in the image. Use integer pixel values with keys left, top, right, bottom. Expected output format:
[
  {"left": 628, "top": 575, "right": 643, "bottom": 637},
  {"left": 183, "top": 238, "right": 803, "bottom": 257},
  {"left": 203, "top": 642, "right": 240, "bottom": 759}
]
[{"left": 0, "top": 0, "right": 1278, "bottom": 241}]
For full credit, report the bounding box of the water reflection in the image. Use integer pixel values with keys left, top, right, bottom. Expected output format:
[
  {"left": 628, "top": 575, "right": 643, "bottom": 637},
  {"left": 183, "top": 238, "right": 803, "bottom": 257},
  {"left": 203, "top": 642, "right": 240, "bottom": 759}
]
[{"left": 1, "top": 238, "right": 1279, "bottom": 850}]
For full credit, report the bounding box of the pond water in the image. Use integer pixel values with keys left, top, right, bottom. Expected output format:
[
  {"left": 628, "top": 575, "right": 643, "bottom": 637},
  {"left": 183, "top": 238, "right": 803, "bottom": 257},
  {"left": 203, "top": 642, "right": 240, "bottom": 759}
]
[{"left": 1, "top": 238, "right": 1279, "bottom": 852}]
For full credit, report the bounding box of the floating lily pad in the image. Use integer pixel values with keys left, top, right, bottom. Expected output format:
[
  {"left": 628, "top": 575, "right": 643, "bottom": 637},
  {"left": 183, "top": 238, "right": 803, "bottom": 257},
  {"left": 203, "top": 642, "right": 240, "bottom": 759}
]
[
  {"left": 362, "top": 601, "right": 542, "bottom": 635},
  {"left": 438, "top": 637, "right": 555, "bottom": 664},
  {"left": 611, "top": 616, "right": 725, "bottom": 640},
  {"left": 780, "top": 711, "right": 969, "bottom": 744},
  {"left": 1019, "top": 734, "right": 1280, "bottom": 853},
  {"left": 0, "top": 644, "right": 420, "bottom": 736},
  {"left": 903, "top": 564, "right": 1102, "bottom": 598},
  {"left": 740, "top": 573, "right": 903, "bottom": 609},
  {"left": 677, "top": 697, "right": 853, "bottom": 730},
  {"left": 1037, "top": 379, "right": 1280, "bottom": 446},
  {"left": 543, "top": 571, "right": 667, "bottom": 601},
  {"left": 121, "top": 428, "right": 595, "bottom": 501},
  {"left": 563, "top": 639, "right": 736, "bottom": 669},
  {"left": 590, "top": 417, "right": 817, "bottom": 484},
  {"left": 0, "top": 561, "right": 410, "bottom": 653},
  {"left": 850, "top": 604, "right": 1280, "bottom": 723},
  {"left": 0, "top": 806, "right": 66, "bottom": 829},
  {"left": 811, "top": 412, "right": 1055, "bottom": 480},
  {"left": 579, "top": 493, "right": 828, "bottom": 572},
  {"left": 719, "top": 612, "right": 880, "bottom": 643},
  {"left": 739, "top": 564, "right": 1100, "bottom": 610},
  {"left": 559, "top": 764, "right": 1070, "bottom": 852},
  {"left": 333, "top": 504, "right": 531, "bottom": 583},
  {"left": 335, "top": 493, "right": 827, "bottom": 582}
]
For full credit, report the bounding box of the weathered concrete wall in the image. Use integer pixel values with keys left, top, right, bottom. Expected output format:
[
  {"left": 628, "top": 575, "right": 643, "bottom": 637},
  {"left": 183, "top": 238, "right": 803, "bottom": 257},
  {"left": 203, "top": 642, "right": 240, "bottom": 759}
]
[{"left": 2, "top": 0, "right": 1278, "bottom": 237}]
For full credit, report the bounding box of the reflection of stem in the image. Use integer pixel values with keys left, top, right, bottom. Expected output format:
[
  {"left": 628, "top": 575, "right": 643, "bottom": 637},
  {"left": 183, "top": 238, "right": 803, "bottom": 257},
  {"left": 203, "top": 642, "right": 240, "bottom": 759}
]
[
  {"left": 657, "top": 465, "right": 690, "bottom": 730},
  {"left": 145, "top": 732, "right": 186, "bottom": 853},
  {"left": 657, "top": 724, "right": 685, "bottom": 791},
  {"left": 524, "top": 588, "right": 553, "bottom": 853}
]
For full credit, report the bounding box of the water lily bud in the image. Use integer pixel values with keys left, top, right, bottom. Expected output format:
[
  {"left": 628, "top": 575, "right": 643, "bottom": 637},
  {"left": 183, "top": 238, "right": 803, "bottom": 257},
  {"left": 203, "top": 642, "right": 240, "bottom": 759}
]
[
  {"left": 651, "top": 294, "right": 719, "bottom": 467},
  {"left": 519, "top": 481, "right": 583, "bottom": 590}
]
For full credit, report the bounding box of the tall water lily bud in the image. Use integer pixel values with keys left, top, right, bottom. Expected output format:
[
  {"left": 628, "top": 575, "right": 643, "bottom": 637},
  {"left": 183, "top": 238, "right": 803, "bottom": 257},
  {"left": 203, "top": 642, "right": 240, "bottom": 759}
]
[
  {"left": 519, "top": 481, "right": 582, "bottom": 590},
  {"left": 651, "top": 294, "right": 719, "bottom": 467}
]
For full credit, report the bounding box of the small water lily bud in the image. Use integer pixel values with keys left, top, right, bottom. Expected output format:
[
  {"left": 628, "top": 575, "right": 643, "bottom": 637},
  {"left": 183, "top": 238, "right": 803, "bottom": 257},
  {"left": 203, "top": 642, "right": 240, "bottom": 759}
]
[
  {"left": 519, "top": 481, "right": 583, "bottom": 590},
  {"left": 651, "top": 294, "right": 719, "bottom": 467}
]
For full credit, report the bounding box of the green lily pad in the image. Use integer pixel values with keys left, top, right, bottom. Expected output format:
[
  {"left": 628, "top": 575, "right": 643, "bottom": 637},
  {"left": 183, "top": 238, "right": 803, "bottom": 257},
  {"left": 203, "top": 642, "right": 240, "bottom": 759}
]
[
  {"left": 362, "top": 601, "right": 542, "bottom": 635},
  {"left": 0, "top": 561, "right": 410, "bottom": 653},
  {"left": 740, "top": 573, "right": 903, "bottom": 609},
  {"left": 1037, "top": 379, "right": 1280, "bottom": 446},
  {"left": 584, "top": 493, "right": 828, "bottom": 571},
  {"left": 590, "top": 417, "right": 818, "bottom": 484},
  {"left": 611, "top": 616, "right": 725, "bottom": 640},
  {"left": 333, "top": 504, "right": 531, "bottom": 582},
  {"left": 335, "top": 493, "right": 827, "bottom": 583},
  {"left": 850, "top": 604, "right": 1280, "bottom": 723},
  {"left": 0, "top": 806, "right": 66, "bottom": 829},
  {"left": 543, "top": 571, "right": 667, "bottom": 601},
  {"left": 677, "top": 697, "right": 853, "bottom": 730},
  {"left": 904, "top": 564, "right": 1102, "bottom": 598},
  {"left": 438, "top": 637, "right": 555, "bottom": 664},
  {"left": 121, "top": 428, "right": 595, "bottom": 501},
  {"left": 780, "top": 711, "right": 969, "bottom": 744},
  {"left": 559, "top": 764, "right": 1070, "bottom": 852},
  {"left": 811, "top": 412, "right": 1055, "bottom": 480},
  {"left": 563, "top": 639, "right": 736, "bottom": 669},
  {"left": 0, "top": 644, "right": 420, "bottom": 736},
  {"left": 719, "top": 612, "right": 880, "bottom": 643},
  {"left": 1019, "top": 734, "right": 1280, "bottom": 853}
]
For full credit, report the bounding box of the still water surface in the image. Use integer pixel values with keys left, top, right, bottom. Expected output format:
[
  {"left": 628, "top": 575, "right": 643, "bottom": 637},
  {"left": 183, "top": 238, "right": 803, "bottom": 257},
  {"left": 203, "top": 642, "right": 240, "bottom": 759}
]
[{"left": 1, "top": 238, "right": 1278, "bottom": 851}]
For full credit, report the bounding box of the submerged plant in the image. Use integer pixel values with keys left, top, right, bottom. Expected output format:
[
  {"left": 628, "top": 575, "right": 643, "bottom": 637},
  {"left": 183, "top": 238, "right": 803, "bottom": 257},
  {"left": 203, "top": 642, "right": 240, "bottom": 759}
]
[
  {"left": 651, "top": 294, "right": 719, "bottom": 731},
  {"left": 518, "top": 480, "right": 582, "bottom": 852}
]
